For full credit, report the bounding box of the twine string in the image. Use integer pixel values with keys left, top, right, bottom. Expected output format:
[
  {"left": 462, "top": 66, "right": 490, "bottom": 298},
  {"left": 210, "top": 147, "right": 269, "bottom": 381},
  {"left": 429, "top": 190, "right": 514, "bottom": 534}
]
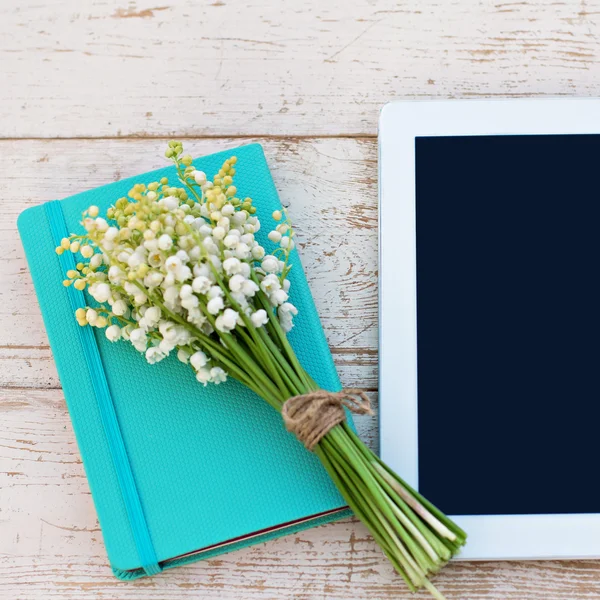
[{"left": 281, "top": 389, "right": 373, "bottom": 451}]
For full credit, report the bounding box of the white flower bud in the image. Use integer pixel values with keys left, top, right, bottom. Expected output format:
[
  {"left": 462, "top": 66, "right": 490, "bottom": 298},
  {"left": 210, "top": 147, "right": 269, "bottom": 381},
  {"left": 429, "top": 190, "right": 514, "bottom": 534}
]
[
  {"left": 144, "top": 306, "right": 162, "bottom": 327},
  {"left": 192, "top": 276, "right": 211, "bottom": 294},
  {"left": 179, "top": 284, "right": 193, "bottom": 299},
  {"left": 95, "top": 217, "right": 108, "bottom": 232},
  {"left": 240, "top": 262, "right": 251, "bottom": 278},
  {"left": 221, "top": 204, "right": 235, "bottom": 217},
  {"left": 223, "top": 234, "right": 238, "bottom": 248},
  {"left": 90, "top": 254, "right": 104, "bottom": 269},
  {"left": 176, "top": 265, "right": 192, "bottom": 282},
  {"left": 261, "top": 255, "right": 279, "bottom": 274},
  {"left": 223, "top": 257, "right": 242, "bottom": 275},
  {"left": 251, "top": 245, "right": 265, "bottom": 260},
  {"left": 270, "top": 289, "right": 289, "bottom": 306},
  {"left": 193, "top": 170, "right": 207, "bottom": 185},
  {"left": 158, "top": 234, "right": 173, "bottom": 251},
  {"left": 163, "top": 196, "right": 179, "bottom": 211},
  {"left": 251, "top": 309, "right": 269, "bottom": 328},
  {"left": 92, "top": 283, "right": 111, "bottom": 303},
  {"left": 145, "top": 271, "right": 164, "bottom": 288},
  {"left": 207, "top": 296, "right": 224, "bottom": 315},
  {"left": 242, "top": 279, "right": 259, "bottom": 297},
  {"left": 268, "top": 230, "right": 282, "bottom": 243},
  {"left": 207, "top": 285, "right": 223, "bottom": 299},
  {"left": 260, "top": 274, "right": 281, "bottom": 294},
  {"left": 105, "top": 227, "right": 119, "bottom": 241},
  {"left": 177, "top": 349, "right": 190, "bottom": 364},
  {"left": 234, "top": 243, "right": 250, "bottom": 260},
  {"left": 165, "top": 255, "right": 182, "bottom": 272},
  {"left": 130, "top": 328, "right": 147, "bottom": 352},
  {"left": 133, "top": 292, "right": 147, "bottom": 306},
  {"left": 215, "top": 308, "right": 238, "bottom": 332},
  {"left": 127, "top": 253, "right": 142, "bottom": 269},
  {"left": 210, "top": 367, "right": 227, "bottom": 384},
  {"left": 229, "top": 274, "right": 246, "bottom": 293},
  {"left": 163, "top": 286, "right": 179, "bottom": 308},
  {"left": 112, "top": 299, "right": 128, "bottom": 316},
  {"left": 196, "top": 367, "right": 212, "bottom": 386},
  {"left": 222, "top": 308, "right": 238, "bottom": 329},
  {"left": 81, "top": 245, "right": 94, "bottom": 258},
  {"left": 212, "top": 226, "right": 226, "bottom": 240},
  {"left": 146, "top": 346, "right": 167, "bottom": 364},
  {"left": 190, "top": 351, "right": 208, "bottom": 370},
  {"left": 105, "top": 324, "right": 122, "bottom": 342},
  {"left": 278, "top": 302, "right": 298, "bottom": 332},
  {"left": 108, "top": 265, "right": 123, "bottom": 283},
  {"left": 86, "top": 309, "right": 98, "bottom": 325},
  {"left": 232, "top": 211, "right": 247, "bottom": 225},
  {"left": 181, "top": 294, "right": 198, "bottom": 310}
]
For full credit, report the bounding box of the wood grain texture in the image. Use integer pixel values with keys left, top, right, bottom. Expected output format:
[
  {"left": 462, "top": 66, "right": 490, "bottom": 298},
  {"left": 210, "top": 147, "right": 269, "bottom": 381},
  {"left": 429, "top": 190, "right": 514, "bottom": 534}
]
[
  {"left": 2, "top": 0, "right": 600, "bottom": 138},
  {"left": 3, "top": 0, "right": 600, "bottom": 597}
]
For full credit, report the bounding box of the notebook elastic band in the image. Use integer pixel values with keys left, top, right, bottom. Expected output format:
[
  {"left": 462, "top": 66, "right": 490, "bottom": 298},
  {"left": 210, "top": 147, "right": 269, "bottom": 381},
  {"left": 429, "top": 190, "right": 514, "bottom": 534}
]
[{"left": 45, "top": 201, "right": 161, "bottom": 576}]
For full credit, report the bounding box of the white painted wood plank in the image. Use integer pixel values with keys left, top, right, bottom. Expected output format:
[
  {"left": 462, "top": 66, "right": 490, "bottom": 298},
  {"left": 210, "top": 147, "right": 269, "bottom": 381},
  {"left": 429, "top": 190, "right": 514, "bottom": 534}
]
[
  {"left": 1, "top": 0, "right": 599, "bottom": 137},
  {"left": 3, "top": 388, "right": 600, "bottom": 600},
  {"left": 0, "top": 345, "right": 378, "bottom": 391},
  {"left": 1, "top": 137, "right": 377, "bottom": 360}
]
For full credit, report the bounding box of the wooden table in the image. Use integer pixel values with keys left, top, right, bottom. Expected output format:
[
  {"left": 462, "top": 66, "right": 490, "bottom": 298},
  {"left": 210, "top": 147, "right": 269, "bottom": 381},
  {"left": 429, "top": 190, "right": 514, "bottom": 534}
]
[{"left": 2, "top": 1, "right": 599, "bottom": 598}]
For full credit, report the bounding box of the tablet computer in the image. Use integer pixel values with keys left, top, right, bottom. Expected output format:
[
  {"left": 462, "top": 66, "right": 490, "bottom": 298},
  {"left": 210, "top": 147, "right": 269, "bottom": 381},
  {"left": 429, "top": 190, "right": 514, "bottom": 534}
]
[{"left": 378, "top": 98, "right": 600, "bottom": 560}]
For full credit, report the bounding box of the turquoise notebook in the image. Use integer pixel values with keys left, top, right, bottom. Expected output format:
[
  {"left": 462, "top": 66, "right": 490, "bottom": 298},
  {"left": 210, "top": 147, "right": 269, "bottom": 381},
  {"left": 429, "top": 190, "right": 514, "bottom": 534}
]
[{"left": 18, "top": 143, "right": 351, "bottom": 580}]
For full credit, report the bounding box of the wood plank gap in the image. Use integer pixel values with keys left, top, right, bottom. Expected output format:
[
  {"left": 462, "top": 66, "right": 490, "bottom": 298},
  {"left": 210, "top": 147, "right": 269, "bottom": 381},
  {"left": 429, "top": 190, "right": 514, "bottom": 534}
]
[{"left": 0, "top": 134, "right": 378, "bottom": 142}]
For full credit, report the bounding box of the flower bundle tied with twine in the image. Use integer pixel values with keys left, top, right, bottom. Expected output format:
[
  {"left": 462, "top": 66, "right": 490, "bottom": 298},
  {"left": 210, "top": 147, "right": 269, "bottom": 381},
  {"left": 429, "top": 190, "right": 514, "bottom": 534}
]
[{"left": 55, "top": 142, "right": 466, "bottom": 598}]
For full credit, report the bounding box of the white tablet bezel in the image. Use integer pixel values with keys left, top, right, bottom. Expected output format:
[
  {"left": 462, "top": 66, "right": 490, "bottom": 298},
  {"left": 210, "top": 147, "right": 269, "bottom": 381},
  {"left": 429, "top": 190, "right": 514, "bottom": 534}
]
[{"left": 378, "top": 98, "right": 600, "bottom": 560}]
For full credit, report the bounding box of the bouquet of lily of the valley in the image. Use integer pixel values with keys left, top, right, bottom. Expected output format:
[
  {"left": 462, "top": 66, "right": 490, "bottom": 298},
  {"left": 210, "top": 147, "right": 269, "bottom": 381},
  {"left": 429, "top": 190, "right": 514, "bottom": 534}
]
[{"left": 55, "top": 142, "right": 466, "bottom": 598}]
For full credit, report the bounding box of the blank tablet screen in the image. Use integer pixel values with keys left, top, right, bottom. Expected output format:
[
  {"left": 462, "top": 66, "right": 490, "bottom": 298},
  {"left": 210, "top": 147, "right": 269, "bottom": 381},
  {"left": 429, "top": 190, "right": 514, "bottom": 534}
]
[{"left": 415, "top": 134, "right": 600, "bottom": 516}]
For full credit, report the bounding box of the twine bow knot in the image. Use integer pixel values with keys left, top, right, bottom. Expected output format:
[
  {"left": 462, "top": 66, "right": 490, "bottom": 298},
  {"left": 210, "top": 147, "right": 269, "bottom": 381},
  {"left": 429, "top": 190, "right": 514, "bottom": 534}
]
[{"left": 281, "top": 388, "right": 373, "bottom": 451}]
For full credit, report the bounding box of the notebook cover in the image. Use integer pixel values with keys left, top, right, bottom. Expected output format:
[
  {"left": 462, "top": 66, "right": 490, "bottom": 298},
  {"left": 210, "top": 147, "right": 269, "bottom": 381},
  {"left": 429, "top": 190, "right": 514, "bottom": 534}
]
[{"left": 18, "top": 143, "right": 351, "bottom": 579}]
